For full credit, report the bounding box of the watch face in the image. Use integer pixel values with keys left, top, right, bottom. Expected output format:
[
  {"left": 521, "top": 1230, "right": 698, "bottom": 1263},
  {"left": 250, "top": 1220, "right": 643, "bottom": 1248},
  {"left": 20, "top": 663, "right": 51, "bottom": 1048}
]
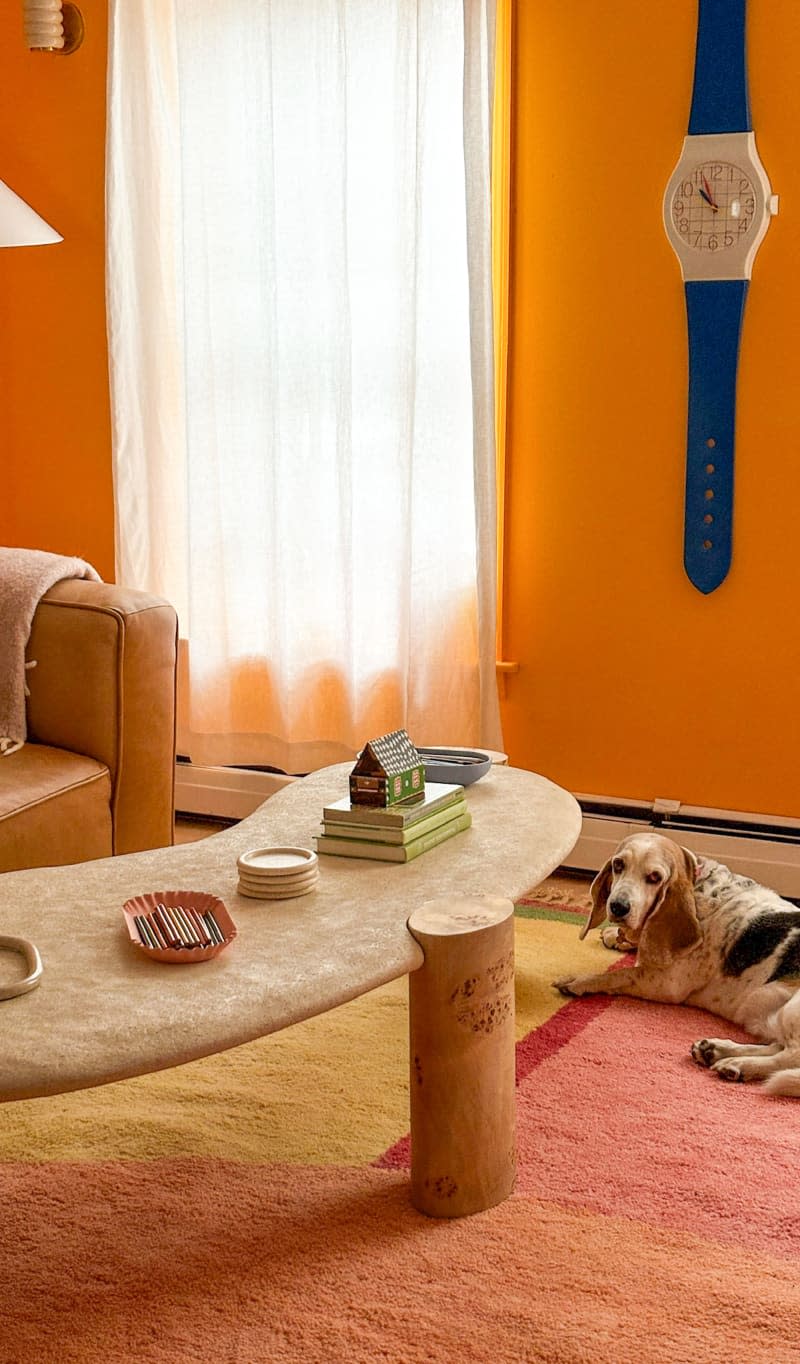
[{"left": 670, "top": 161, "right": 757, "bottom": 253}]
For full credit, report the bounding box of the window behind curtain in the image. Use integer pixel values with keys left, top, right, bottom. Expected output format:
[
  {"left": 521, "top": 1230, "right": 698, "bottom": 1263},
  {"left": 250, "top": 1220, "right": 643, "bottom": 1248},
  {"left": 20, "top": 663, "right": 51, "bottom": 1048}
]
[{"left": 107, "top": 0, "right": 502, "bottom": 773}]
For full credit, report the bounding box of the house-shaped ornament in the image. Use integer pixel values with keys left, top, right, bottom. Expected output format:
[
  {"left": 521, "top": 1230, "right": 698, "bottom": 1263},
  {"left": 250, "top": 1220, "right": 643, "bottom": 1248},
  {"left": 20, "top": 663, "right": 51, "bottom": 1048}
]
[{"left": 349, "top": 729, "right": 426, "bottom": 807}]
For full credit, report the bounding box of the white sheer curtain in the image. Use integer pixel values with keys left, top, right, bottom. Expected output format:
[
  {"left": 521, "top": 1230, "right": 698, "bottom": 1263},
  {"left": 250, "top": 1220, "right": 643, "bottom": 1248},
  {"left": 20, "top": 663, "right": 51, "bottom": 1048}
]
[{"left": 107, "top": 0, "right": 502, "bottom": 774}]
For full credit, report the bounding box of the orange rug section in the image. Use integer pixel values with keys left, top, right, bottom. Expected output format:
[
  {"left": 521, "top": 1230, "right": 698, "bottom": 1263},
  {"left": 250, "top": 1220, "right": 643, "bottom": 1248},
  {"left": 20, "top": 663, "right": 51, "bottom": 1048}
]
[
  {"left": 4, "top": 894, "right": 800, "bottom": 1362},
  {"left": 4, "top": 1162, "right": 800, "bottom": 1364}
]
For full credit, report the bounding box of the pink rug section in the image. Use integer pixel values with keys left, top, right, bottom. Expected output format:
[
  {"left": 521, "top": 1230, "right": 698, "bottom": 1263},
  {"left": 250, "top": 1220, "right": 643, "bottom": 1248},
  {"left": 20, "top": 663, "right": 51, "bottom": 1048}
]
[
  {"left": 377, "top": 992, "right": 613, "bottom": 1171},
  {"left": 516, "top": 994, "right": 800, "bottom": 1260},
  {"left": 380, "top": 989, "right": 800, "bottom": 1262}
]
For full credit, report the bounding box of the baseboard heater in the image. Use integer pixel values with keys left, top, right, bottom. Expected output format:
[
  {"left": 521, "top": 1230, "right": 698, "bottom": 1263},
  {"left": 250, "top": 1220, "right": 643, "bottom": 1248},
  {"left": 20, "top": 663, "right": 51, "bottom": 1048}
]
[
  {"left": 174, "top": 761, "right": 296, "bottom": 822},
  {"left": 566, "top": 794, "right": 800, "bottom": 898}
]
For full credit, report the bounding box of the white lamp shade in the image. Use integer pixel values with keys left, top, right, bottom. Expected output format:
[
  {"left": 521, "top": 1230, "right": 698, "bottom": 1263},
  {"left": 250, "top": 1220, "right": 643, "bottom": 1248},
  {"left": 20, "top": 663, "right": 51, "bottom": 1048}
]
[{"left": 0, "top": 179, "right": 62, "bottom": 247}]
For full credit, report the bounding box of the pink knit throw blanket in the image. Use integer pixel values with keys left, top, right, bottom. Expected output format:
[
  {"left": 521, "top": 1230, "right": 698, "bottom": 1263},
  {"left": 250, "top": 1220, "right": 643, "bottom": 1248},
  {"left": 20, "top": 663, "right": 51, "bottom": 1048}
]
[{"left": 0, "top": 547, "right": 101, "bottom": 756}]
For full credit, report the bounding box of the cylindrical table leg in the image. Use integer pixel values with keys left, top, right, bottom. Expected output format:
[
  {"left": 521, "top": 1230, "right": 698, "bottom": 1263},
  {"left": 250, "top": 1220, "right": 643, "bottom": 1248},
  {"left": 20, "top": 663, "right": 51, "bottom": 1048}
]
[{"left": 407, "top": 895, "right": 516, "bottom": 1218}]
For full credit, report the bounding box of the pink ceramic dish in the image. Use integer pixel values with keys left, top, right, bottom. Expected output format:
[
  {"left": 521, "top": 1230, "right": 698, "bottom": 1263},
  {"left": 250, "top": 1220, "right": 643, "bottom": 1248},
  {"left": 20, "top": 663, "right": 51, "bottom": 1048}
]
[{"left": 122, "top": 890, "right": 236, "bottom": 964}]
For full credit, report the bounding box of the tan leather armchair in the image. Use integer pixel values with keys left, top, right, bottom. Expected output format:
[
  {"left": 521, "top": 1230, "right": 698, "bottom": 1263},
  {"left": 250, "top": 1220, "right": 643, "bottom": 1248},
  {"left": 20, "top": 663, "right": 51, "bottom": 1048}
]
[{"left": 0, "top": 579, "right": 177, "bottom": 873}]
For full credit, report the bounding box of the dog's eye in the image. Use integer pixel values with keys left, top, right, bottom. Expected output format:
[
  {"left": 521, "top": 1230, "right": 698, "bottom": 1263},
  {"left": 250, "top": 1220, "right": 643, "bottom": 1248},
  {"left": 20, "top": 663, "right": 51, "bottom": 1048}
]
[
  {"left": 646, "top": 871, "right": 663, "bottom": 884},
  {"left": 612, "top": 858, "right": 624, "bottom": 874}
]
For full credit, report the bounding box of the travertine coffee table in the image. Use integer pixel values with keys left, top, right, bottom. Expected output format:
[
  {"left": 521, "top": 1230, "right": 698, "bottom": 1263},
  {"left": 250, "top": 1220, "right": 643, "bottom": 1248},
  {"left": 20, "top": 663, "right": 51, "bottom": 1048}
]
[{"left": 0, "top": 763, "right": 580, "bottom": 1216}]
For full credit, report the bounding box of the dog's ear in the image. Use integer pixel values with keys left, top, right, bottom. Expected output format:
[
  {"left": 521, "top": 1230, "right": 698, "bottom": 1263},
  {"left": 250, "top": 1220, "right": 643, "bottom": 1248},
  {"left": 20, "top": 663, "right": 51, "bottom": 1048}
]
[
  {"left": 580, "top": 859, "right": 613, "bottom": 940},
  {"left": 638, "top": 859, "right": 701, "bottom": 967},
  {"left": 679, "top": 845, "right": 698, "bottom": 880}
]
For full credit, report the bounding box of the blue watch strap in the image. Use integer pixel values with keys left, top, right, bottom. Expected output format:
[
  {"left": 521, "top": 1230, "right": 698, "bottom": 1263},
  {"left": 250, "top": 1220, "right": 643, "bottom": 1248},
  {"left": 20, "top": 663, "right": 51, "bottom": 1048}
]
[
  {"left": 688, "top": 0, "right": 751, "bottom": 135},
  {"left": 683, "top": 279, "right": 748, "bottom": 594}
]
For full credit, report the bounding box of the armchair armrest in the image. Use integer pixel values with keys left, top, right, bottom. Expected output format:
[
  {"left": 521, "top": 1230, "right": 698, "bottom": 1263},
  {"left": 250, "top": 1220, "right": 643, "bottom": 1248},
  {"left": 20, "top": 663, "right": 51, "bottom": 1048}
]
[{"left": 25, "top": 580, "right": 178, "bottom": 854}]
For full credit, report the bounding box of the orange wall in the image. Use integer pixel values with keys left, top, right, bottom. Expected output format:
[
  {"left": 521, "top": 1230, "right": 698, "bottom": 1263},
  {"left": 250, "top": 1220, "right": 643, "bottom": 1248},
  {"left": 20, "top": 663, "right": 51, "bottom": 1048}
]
[
  {"left": 5, "top": 2, "right": 799, "bottom": 815},
  {"left": 500, "top": 0, "right": 800, "bottom": 818},
  {"left": 0, "top": 0, "right": 114, "bottom": 581}
]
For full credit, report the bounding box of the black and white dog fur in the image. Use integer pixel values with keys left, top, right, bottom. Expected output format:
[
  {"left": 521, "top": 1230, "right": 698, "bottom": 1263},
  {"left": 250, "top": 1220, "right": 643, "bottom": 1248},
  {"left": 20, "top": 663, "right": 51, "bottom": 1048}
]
[{"left": 553, "top": 832, "right": 800, "bottom": 1096}]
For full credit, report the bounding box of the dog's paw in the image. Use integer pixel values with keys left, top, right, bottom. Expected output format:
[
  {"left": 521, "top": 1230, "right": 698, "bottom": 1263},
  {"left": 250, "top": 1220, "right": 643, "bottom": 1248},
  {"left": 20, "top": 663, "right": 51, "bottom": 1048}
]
[
  {"left": 553, "top": 977, "right": 582, "bottom": 997},
  {"left": 600, "top": 925, "right": 634, "bottom": 952},
  {"left": 713, "top": 1060, "right": 747, "bottom": 1083},
  {"left": 691, "top": 1039, "right": 719, "bottom": 1069}
]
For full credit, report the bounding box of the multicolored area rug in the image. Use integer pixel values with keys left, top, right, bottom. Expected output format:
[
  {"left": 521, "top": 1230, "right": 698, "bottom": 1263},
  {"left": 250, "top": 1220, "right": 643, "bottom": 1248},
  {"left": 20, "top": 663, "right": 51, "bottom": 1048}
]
[{"left": 3, "top": 883, "right": 800, "bottom": 1363}]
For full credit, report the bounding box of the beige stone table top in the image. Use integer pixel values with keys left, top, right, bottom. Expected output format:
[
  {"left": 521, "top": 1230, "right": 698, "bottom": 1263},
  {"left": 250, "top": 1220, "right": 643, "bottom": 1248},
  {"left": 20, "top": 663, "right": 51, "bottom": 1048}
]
[{"left": 0, "top": 763, "right": 581, "bottom": 1102}]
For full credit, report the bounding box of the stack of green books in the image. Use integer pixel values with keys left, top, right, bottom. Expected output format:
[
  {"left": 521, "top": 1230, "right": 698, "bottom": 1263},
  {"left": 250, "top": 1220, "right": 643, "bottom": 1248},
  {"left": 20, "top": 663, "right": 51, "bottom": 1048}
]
[{"left": 314, "top": 782, "right": 470, "bottom": 862}]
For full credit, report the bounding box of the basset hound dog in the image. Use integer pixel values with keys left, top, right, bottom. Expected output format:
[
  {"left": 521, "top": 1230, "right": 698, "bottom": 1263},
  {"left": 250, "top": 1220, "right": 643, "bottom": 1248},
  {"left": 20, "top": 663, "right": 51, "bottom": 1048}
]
[{"left": 554, "top": 831, "right": 800, "bottom": 1096}]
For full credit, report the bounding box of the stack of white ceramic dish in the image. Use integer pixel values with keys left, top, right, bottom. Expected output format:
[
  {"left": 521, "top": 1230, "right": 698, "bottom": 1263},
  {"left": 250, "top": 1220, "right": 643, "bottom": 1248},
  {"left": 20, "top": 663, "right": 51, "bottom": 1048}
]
[{"left": 236, "top": 846, "right": 319, "bottom": 900}]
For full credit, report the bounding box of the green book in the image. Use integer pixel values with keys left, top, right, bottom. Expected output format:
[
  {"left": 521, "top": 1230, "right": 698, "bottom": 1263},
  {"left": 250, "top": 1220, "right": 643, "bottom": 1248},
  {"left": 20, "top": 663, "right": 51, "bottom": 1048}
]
[
  {"left": 322, "top": 781, "right": 464, "bottom": 830},
  {"left": 321, "top": 797, "right": 468, "bottom": 846},
  {"left": 315, "top": 810, "right": 472, "bottom": 862}
]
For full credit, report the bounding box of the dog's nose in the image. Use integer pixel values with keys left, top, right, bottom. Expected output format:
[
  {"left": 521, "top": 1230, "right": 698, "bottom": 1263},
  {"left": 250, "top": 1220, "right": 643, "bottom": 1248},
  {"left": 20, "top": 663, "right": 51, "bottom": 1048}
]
[{"left": 608, "top": 897, "right": 630, "bottom": 920}]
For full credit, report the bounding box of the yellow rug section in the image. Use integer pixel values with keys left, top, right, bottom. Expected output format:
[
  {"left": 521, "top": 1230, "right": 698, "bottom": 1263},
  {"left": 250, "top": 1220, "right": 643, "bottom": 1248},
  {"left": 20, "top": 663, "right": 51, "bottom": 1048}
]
[{"left": 0, "top": 909, "right": 608, "bottom": 1166}]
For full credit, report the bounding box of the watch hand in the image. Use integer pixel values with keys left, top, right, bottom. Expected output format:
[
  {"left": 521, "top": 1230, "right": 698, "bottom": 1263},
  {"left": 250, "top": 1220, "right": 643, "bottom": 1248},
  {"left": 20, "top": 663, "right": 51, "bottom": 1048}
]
[{"left": 700, "top": 175, "right": 719, "bottom": 212}]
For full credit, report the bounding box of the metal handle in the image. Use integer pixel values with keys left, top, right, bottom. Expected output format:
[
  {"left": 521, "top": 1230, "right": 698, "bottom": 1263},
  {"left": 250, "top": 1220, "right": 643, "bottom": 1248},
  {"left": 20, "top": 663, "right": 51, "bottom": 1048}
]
[{"left": 0, "top": 935, "right": 43, "bottom": 1000}]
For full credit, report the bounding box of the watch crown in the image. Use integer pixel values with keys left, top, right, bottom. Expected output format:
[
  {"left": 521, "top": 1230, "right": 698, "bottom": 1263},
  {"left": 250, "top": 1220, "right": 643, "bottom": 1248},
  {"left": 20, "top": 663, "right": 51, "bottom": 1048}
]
[{"left": 769, "top": 194, "right": 780, "bottom": 215}]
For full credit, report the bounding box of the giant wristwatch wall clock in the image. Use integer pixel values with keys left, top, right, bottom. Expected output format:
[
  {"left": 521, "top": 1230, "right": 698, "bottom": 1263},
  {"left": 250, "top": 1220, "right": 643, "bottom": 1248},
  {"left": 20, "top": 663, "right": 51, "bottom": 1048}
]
[{"left": 663, "top": 0, "right": 778, "bottom": 594}]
